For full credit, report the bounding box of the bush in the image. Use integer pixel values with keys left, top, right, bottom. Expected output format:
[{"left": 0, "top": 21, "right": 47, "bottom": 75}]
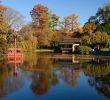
[
  {"left": 79, "top": 46, "right": 92, "bottom": 55},
  {"left": 16, "top": 41, "right": 36, "bottom": 51},
  {"left": 0, "top": 38, "right": 7, "bottom": 54},
  {"left": 100, "top": 48, "right": 109, "bottom": 51}
]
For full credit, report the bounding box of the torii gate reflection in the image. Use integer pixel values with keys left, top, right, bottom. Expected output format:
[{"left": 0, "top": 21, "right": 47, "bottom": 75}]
[{"left": 7, "top": 34, "right": 23, "bottom": 78}]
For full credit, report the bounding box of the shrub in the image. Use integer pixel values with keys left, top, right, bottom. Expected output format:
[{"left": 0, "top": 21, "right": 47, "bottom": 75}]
[
  {"left": 79, "top": 46, "right": 92, "bottom": 55},
  {"left": 0, "top": 38, "right": 7, "bottom": 54}
]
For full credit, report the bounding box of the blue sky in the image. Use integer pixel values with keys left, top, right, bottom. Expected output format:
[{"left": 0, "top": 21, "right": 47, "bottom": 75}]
[{"left": 2, "top": 0, "right": 110, "bottom": 26}]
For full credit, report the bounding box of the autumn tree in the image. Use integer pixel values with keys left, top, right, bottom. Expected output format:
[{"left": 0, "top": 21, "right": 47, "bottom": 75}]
[
  {"left": 82, "top": 3, "right": 110, "bottom": 50},
  {"left": 19, "top": 23, "right": 34, "bottom": 41},
  {"left": 30, "top": 4, "right": 50, "bottom": 28},
  {"left": 87, "top": 3, "right": 110, "bottom": 34},
  {"left": 83, "top": 22, "right": 96, "bottom": 35},
  {"left": 50, "top": 13, "right": 59, "bottom": 29},
  {"left": 0, "top": 5, "right": 8, "bottom": 34},
  {"left": 0, "top": 5, "right": 8, "bottom": 53},
  {"left": 61, "top": 14, "right": 81, "bottom": 37},
  {"left": 18, "top": 23, "right": 36, "bottom": 51},
  {"left": 48, "top": 13, "right": 63, "bottom": 47},
  {"left": 81, "top": 31, "right": 110, "bottom": 49},
  {"left": 0, "top": 6, "right": 25, "bottom": 49},
  {"left": 30, "top": 4, "right": 51, "bottom": 47}
]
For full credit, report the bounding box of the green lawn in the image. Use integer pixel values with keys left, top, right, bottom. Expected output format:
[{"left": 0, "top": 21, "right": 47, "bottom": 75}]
[{"left": 35, "top": 49, "right": 54, "bottom": 53}]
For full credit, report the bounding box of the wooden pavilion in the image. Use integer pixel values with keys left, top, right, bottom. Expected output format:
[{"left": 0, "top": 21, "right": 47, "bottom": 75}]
[{"left": 55, "top": 38, "right": 81, "bottom": 53}]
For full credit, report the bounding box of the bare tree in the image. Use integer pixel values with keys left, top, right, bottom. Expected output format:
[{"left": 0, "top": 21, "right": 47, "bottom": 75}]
[{"left": 4, "top": 7, "right": 25, "bottom": 31}]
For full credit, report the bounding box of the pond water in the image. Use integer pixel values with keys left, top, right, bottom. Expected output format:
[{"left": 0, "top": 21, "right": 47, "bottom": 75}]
[{"left": 0, "top": 53, "right": 110, "bottom": 100}]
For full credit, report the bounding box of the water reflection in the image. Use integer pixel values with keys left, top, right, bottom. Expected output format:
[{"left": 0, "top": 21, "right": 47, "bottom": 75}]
[
  {"left": 28, "top": 54, "right": 110, "bottom": 99},
  {"left": 23, "top": 53, "right": 53, "bottom": 96},
  {"left": 31, "top": 72, "right": 50, "bottom": 96},
  {"left": 84, "top": 58, "right": 110, "bottom": 98},
  {"left": 0, "top": 53, "right": 110, "bottom": 100},
  {"left": 0, "top": 58, "right": 25, "bottom": 99},
  {"left": 52, "top": 55, "right": 82, "bottom": 87}
]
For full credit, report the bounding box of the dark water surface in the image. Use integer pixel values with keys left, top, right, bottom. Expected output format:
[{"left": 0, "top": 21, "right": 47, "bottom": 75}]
[{"left": 0, "top": 53, "right": 110, "bottom": 100}]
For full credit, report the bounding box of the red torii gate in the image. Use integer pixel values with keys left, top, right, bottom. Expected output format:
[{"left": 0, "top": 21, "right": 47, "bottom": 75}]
[{"left": 7, "top": 34, "right": 23, "bottom": 78}]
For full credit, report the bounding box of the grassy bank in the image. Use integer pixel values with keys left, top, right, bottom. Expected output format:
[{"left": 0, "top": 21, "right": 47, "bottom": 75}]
[{"left": 35, "top": 49, "right": 54, "bottom": 53}]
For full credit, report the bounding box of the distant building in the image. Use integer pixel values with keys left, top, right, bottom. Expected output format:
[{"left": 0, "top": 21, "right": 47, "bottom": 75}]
[{"left": 55, "top": 38, "right": 81, "bottom": 53}]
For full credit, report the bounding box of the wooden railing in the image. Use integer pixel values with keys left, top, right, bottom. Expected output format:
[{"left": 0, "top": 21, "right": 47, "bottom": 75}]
[{"left": 7, "top": 48, "right": 23, "bottom": 64}]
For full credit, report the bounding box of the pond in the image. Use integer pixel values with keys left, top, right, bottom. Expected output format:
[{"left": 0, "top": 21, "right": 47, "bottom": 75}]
[{"left": 0, "top": 53, "right": 110, "bottom": 100}]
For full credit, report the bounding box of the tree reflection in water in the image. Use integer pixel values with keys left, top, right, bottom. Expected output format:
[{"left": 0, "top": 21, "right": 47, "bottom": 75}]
[
  {"left": 0, "top": 59, "right": 25, "bottom": 99},
  {"left": 63, "top": 67, "right": 81, "bottom": 87},
  {"left": 31, "top": 72, "right": 50, "bottom": 96},
  {"left": 0, "top": 53, "right": 110, "bottom": 100},
  {"left": 22, "top": 53, "right": 82, "bottom": 96},
  {"left": 52, "top": 55, "right": 82, "bottom": 87},
  {"left": 22, "top": 53, "right": 53, "bottom": 96},
  {"left": 84, "top": 58, "right": 110, "bottom": 98}
]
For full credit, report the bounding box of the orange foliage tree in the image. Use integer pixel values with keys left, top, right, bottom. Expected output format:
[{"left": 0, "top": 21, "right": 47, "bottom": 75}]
[
  {"left": 0, "top": 5, "right": 6, "bottom": 22},
  {"left": 61, "top": 14, "right": 81, "bottom": 37},
  {"left": 0, "top": 5, "right": 7, "bottom": 32},
  {"left": 0, "top": 5, "right": 7, "bottom": 53},
  {"left": 30, "top": 4, "right": 51, "bottom": 47},
  {"left": 83, "top": 22, "right": 96, "bottom": 35},
  {"left": 50, "top": 14, "right": 59, "bottom": 29},
  {"left": 30, "top": 4, "right": 50, "bottom": 28}
]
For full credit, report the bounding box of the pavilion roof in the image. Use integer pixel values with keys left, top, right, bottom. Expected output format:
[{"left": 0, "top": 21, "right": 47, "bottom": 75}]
[{"left": 58, "top": 38, "right": 81, "bottom": 44}]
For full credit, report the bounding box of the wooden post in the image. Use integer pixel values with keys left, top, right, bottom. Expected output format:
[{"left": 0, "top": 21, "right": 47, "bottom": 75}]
[
  {"left": 13, "top": 34, "right": 17, "bottom": 78},
  {"left": 14, "top": 60, "right": 17, "bottom": 78}
]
